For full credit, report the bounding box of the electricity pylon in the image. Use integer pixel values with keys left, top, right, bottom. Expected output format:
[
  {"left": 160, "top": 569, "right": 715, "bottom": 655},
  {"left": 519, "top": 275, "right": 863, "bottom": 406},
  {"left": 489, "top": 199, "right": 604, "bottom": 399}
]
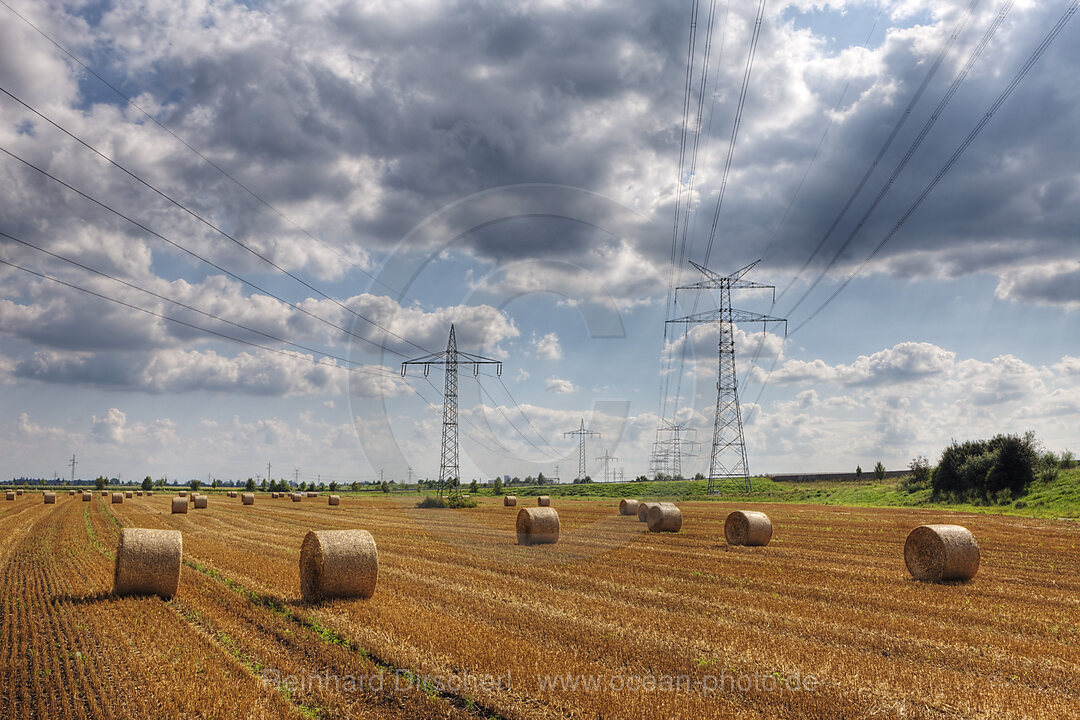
[
  {"left": 596, "top": 449, "right": 618, "bottom": 483},
  {"left": 667, "top": 260, "right": 786, "bottom": 493},
  {"left": 659, "top": 420, "right": 699, "bottom": 478},
  {"left": 564, "top": 418, "right": 600, "bottom": 482},
  {"left": 401, "top": 325, "right": 501, "bottom": 496}
]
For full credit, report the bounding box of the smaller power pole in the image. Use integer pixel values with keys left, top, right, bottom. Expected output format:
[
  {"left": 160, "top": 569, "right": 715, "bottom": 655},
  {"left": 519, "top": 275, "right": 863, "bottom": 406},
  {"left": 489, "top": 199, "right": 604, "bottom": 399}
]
[
  {"left": 69, "top": 454, "right": 77, "bottom": 484},
  {"left": 564, "top": 419, "right": 600, "bottom": 481}
]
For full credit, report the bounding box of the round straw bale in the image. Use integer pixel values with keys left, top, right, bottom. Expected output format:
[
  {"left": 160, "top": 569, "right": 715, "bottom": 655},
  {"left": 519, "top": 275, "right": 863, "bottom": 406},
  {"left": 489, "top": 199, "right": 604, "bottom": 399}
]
[
  {"left": 308, "top": 491, "right": 319, "bottom": 498},
  {"left": 16, "top": 489, "right": 23, "bottom": 495},
  {"left": 111, "top": 492, "right": 124, "bottom": 504},
  {"left": 904, "top": 524, "right": 980, "bottom": 582},
  {"left": 136, "top": 491, "right": 143, "bottom": 496},
  {"left": 4, "top": 491, "right": 13, "bottom": 501},
  {"left": 43, "top": 492, "right": 56, "bottom": 504},
  {"left": 82, "top": 491, "right": 92, "bottom": 502},
  {"left": 537, "top": 495, "right": 551, "bottom": 507},
  {"left": 69, "top": 489, "right": 75, "bottom": 496},
  {"left": 178, "top": 491, "right": 186, "bottom": 497},
  {"left": 328, "top": 495, "right": 340, "bottom": 506},
  {"left": 637, "top": 501, "right": 657, "bottom": 522},
  {"left": 646, "top": 502, "right": 682, "bottom": 532},
  {"left": 113, "top": 528, "right": 182, "bottom": 598},
  {"left": 503, "top": 495, "right": 517, "bottom": 506},
  {"left": 291, "top": 493, "right": 302, "bottom": 502},
  {"left": 125, "top": 491, "right": 133, "bottom": 498},
  {"left": 516, "top": 507, "right": 560, "bottom": 545},
  {"left": 241, "top": 493, "right": 255, "bottom": 505},
  {"left": 101, "top": 491, "right": 108, "bottom": 497},
  {"left": 171, "top": 496, "right": 188, "bottom": 514},
  {"left": 193, "top": 495, "right": 207, "bottom": 509},
  {"left": 724, "top": 510, "right": 773, "bottom": 546},
  {"left": 146, "top": 491, "right": 153, "bottom": 496},
  {"left": 299, "top": 529, "right": 378, "bottom": 602},
  {"left": 619, "top": 498, "right": 639, "bottom": 516}
]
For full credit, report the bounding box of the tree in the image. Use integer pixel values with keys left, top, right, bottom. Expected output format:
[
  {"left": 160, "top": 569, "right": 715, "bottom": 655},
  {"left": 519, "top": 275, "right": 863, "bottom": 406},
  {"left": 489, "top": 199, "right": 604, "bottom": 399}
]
[
  {"left": 246, "top": 477, "right": 257, "bottom": 491},
  {"left": 537, "top": 472, "right": 547, "bottom": 485},
  {"left": 211, "top": 478, "right": 219, "bottom": 488},
  {"left": 154, "top": 477, "right": 166, "bottom": 488},
  {"left": 190, "top": 479, "right": 201, "bottom": 491},
  {"left": 855, "top": 465, "right": 863, "bottom": 480},
  {"left": 873, "top": 462, "right": 886, "bottom": 481},
  {"left": 260, "top": 478, "right": 268, "bottom": 492},
  {"left": 469, "top": 479, "right": 479, "bottom": 494},
  {"left": 95, "top": 476, "right": 106, "bottom": 490},
  {"left": 141, "top": 476, "right": 153, "bottom": 491},
  {"left": 909, "top": 456, "right": 931, "bottom": 487},
  {"left": 380, "top": 481, "right": 391, "bottom": 494},
  {"left": 328, "top": 481, "right": 338, "bottom": 491}
]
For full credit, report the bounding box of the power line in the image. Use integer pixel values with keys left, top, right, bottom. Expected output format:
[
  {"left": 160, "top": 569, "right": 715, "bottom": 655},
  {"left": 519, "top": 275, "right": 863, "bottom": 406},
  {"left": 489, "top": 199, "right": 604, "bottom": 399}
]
[
  {"left": 0, "top": 86, "right": 431, "bottom": 356},
  {"left": 0, "top": 229, "right": 398, "bottom": 378},
  {"left": 0, "top": 256, "right": 399, "bottom": 381},
  {"left": 790, "top": 0, "right": 1078, "bottom": 335},
  {"left": 0, "top": 0, "right": 400, "bottom": 299},
  {"left": 0, "top": 144, "right": 411, "bottom": 359}
]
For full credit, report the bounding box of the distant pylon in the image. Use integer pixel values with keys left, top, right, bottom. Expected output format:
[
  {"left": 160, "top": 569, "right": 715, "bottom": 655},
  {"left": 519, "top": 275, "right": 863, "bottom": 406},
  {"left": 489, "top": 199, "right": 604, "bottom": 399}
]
[
  {"left": 402, "top": 325, "right": 502, "bottom": 496},
  {"left": 667, "top": 260, "right": 786, "bottom": 493},
  {"left": 596, "top": 449, "right": 618, "bottom": 483},
  {"left": 659, "top": 420, "right": 699, "bottom": 478},
  {"left": 564, "top": 419, "right": 600, "bottom": 481}
]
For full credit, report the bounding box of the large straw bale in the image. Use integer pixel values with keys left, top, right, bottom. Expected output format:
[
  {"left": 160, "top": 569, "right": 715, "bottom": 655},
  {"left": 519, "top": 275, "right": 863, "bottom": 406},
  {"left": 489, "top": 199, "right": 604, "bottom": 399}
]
[
  {"left": 328, "top": 495, "right": 340, "bottom": 506},
  {"left": 4, "top": 491, "right": 13, "bottom": 501},
  {"left": 111, "top": 492, "right": 124, "bottom": 504},
  {"left": 619, "top": 498, "right": 639, "bottom": 516},
  {"left": 299, "top": 529, "right": 378, "bottom": 602},
  {"left": 171, "top": 496, "right": 188, "bottom": 514},
  {"left": 193, "top": 495, "right": 208, "bottom": 509},
  {"left": 904, "top": 524, "right": 980, "bottom": 582},
  {"left": 242, "top": 493, "right": 255, "bottom": 505},
  {"left": 43, "top": 492, "right": 56, "bottom": 504},
  {"left": 516, "top": 507, "right": 560, "bottom": 545},
  {"left": 113, "top": 528, "right": 182, "bottom": 598},
  {"left": 637, "top": 501, "right": 657, "bottom": 522},
  {"left": 69, "top": 490, "right": 75, "bottom": 496},
  {"left": 724, "top": 510, "right": 773, "bottom": 546},
  {"left": 82, "top": 492, "right": 92, "bottom": 502},
  {"left": 16, "top": 489, "right": 23, "bottom": 495},
  {"left": 646, "top": 502, "right": 682, "bottom": 532},
  {"left": 292, "top": 493, "right": 302, "bottom": 502}
]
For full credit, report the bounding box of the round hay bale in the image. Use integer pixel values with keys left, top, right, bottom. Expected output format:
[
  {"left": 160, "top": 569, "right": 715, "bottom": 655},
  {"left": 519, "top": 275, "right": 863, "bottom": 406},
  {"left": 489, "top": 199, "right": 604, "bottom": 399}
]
[
  {"left": 619, "top": 498, "right": 639, "bottom": 516},
  {"left": 136, "top": 491, "right": 143, "bottom": 496},
  {"left": 503, "top": 495, "right": 517, "bottom": 506},
  {"left": 537, "top": 495, "right": 551, "bottom": 507},
  {"left": 904, "top": 524, "right": 980, "bottom": 582},
  {"left": 43, "top": 492, "right": 56, "bottom": 504},
  {"left": 113, "top": 528, "right": 182, "bottom": 598},
  {"left": 16, "top": 489, "right": 23, "bottom": 495},
  {"left": 308, "top": 491, "right": 319, "bottom": 498},
  {"left": 111, "top": 492, "right": 124, "bottom": 504},
  {"left": 516, "top": 507, "right": 560, "bottom": 545},
  {"left": 227, "top": 491, "right": 236, "bottom": 498},
  {"left": 146, "top": 491, "right": 153, "bottom": 496},
  {"left": 171, "top": 496, "right": 188, "bottom": 514},
  {"left": 637, "top": 501, "right": 657, "bottom": 522},
  {"left": 125, "top": 491, "right": 133, "bottom": 499},
  {"left": 4, "top": 491, "right": 13, "bottom": 501},
  {"left": 291, "top": 493, "right": 302, "bottom": 502},
  {"left": 193, "top": 495, "right": 207, "bottom": 509},
  {"left": 299, "top": 529, "right": 378, "bottom": 603},
  {"left": 101, "top": 491, "right": 108, "bottom": 497},
  {"left": 724, "top": 510, "right": 773, "bottom": 546},
  {"left": 69, "top": 489, "right": 76, "bottom": 496},
  {"left": 241, "top": 493, "right": 255, "bottom": 506},
  {"left": 646, "top": 502, "right": 682, "bottom": 532},
  {"left": 82, "top": 491, "right": 92, "bottom": 502},
  {"left": 178, "top": 491, "right": 186, "bottom": 497},
  {"left": 328, "top": 495, "right": 340, "bottom": 506}
]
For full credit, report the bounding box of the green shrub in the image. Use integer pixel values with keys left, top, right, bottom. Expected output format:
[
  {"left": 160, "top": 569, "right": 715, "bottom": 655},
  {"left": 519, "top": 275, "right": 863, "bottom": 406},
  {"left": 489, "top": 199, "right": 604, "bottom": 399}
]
[{"left": 932, "top": 432, "right": 1041, "bottom": 503}]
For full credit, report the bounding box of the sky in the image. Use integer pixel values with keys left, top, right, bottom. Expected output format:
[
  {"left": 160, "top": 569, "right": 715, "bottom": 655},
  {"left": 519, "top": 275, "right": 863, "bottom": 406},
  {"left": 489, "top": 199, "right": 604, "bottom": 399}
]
[{"left": 1, "top": 0, "right": 1077, "bottom": 485}]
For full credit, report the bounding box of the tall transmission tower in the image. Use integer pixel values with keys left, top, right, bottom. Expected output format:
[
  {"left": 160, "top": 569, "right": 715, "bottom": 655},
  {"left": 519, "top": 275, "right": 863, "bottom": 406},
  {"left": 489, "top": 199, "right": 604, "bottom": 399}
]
[
  {"left": 667, "top": 260, "right": 786, "bottom": 493},
  {"left": 564, "top": 419, "right": 600, "bottom": 482},
  {"left": 402, "top": 325, "right": 502, "bottom": 496},
  {"left": 596, "top": 449, "right": 618, "bottom": 483},
  {"left": 69, "top": 454, "right": 77, "bottom": 484}
]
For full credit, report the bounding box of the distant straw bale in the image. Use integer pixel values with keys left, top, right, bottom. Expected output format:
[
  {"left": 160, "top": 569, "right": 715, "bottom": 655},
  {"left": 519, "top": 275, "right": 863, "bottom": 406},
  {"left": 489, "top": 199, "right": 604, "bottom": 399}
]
[
  {"left": 724, "top": 511, "right": 773, "bottom": 546},
  {"left": 516, "top": 507, "right": 560, "bottom": 545}
]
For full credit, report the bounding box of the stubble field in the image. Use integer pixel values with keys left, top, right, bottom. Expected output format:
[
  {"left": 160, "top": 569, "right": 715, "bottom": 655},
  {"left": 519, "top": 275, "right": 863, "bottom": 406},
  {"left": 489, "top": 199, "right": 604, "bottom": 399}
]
[{"left": 1, "top": 491, "right": 1078, "bottom": 719}]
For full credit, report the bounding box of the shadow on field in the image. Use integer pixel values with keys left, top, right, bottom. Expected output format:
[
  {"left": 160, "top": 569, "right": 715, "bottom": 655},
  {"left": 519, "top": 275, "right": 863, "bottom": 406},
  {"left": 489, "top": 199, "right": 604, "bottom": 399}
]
[{"left": 51, "top": 590, "right": 116, "bottom": 605}]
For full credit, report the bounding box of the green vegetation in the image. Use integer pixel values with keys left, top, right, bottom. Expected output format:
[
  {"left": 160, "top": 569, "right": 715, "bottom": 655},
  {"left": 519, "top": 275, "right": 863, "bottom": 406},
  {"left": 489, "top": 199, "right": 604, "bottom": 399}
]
[{"left": 415, "top": 494, "right": 478, "bottom": 509}]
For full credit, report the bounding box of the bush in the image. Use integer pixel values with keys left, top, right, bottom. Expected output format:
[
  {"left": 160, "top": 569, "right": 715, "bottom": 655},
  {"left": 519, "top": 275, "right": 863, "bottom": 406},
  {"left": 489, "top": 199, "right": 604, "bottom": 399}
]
[
  {"left": 900, "top": 456, "right": 931, "bottom": 493},
  {"left": 873, "top": 462, "right": 886, "bottom": 481},
  {"left": 416, "top": 494, "right": 477, "bottom": 509},
  {"left": 931, "top": 432, "right": 1041, "bottom": 503},
  {"left": 416, "top": 495, "right": 447, "bottom": 508}
]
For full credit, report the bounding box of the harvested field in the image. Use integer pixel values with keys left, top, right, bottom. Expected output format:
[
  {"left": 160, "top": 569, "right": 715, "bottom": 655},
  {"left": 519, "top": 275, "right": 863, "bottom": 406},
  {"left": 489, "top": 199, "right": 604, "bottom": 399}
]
[{"left": 1, "top": 495, "right": 1078, "bottom": 719}]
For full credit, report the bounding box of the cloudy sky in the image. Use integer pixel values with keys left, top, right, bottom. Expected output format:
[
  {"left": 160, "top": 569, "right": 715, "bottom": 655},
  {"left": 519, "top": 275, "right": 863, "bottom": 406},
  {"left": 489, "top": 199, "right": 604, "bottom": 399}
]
[{"left": 1, "top": 0, "right": 1077, "bottom": 484}]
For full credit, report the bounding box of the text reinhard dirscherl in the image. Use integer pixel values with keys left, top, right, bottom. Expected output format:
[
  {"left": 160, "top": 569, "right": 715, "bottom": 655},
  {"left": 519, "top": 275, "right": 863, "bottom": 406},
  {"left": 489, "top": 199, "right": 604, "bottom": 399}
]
[{"left": 260, "top": 669, "right": 819, "bottom": 696}]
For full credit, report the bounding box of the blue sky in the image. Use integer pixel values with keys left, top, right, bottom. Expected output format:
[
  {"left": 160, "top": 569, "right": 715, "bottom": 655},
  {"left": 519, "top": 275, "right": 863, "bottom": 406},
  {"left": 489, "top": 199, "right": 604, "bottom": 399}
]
[{"left": 1, "top": 0, "right": 1077, "bottom": 484}]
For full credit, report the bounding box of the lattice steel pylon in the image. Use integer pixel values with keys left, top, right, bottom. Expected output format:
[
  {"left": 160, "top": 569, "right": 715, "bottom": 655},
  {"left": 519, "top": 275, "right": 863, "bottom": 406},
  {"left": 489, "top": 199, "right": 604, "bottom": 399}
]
[
  {"left": 401, "top": 325, "right": 501, "bottom": 496},
  {"left": 596, "top": 449, "right": 618, "bottom": 483},
  {"left": 564, "top": 418, "right": 600, "bottom": 482},
  {"left": 666, "top": 260, "right": 786, "bottom": 493},
  {"left": 659, "top": 420, "right": 699, "bottom": 479}
]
